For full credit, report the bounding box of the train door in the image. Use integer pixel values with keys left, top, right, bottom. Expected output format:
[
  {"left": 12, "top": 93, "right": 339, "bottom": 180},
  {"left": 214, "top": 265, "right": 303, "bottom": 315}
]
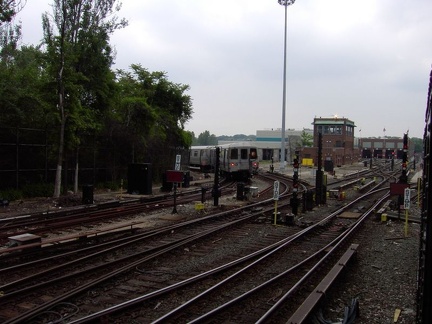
[
  {"left": 220, "top": 147, "right": 228, "bottom": 174},
  {"left": 200, "top": 149, "right": 208, "bottom": 171},
  {"left": 240, "top": 148, "right": 250, "bottom": 177},
  {"left": 230, "top": 147, "right": 239, "bottom": 173}
]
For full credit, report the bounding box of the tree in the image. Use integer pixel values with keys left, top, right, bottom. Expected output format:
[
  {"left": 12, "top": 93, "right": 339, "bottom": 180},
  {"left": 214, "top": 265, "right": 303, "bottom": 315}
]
[
  {"left": 0, "top": 45, "right": 48, "bottom": 127},
  {"left": 0, "top": 0, "right": 25, "bottom": 25},
  {"left": 196, "top": 131, "right": 218, "bottom": 145},
  {"left": 301, "top": 130, "right": 313, "bottom": 147},
  {"left": 410, "top": 137, "right": 422, "bottom": 153},
  {"left": 111, "top": 65, "right": 193, "bottom": 175},
  {"left": 42, "top": 0, "right": 127, "bottom": 197}
]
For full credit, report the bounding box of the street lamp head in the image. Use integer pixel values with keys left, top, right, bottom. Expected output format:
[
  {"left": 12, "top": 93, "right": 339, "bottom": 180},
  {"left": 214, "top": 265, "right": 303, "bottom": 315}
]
[{"left": 278, "top": 0, "right": 296, "bottom": 6}]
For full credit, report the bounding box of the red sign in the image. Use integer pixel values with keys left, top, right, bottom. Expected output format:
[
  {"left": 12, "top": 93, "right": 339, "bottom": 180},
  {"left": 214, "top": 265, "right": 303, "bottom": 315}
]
[
  {"left": 390, "top": 183, "right": 410, "bottom": 195},
  {"left": 166, "top": 170, "right": 183, "bottom": 183}
]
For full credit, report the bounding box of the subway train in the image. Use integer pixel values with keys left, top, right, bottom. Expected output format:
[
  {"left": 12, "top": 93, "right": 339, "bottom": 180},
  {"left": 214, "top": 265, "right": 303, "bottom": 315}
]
[{"left": 189, "top": 144, "right": 259, "bottom": 179}]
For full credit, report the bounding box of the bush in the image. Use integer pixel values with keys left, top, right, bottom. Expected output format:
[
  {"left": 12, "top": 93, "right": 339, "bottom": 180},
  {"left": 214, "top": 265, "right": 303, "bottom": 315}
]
[
  {"left": 103, "top": 181, "right": 120, "bottom": 191},
  {"left": 0, "top": 189, "right": 23, "bottom": 201},
  {"left": 21, "top": 183, "right": 54, "bottom": 198}
]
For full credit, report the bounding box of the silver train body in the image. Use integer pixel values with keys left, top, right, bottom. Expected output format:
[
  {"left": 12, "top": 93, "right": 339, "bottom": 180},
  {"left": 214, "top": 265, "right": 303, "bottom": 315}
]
[{"left": 190, "top": 144, "right": 259, "bottom": 179}]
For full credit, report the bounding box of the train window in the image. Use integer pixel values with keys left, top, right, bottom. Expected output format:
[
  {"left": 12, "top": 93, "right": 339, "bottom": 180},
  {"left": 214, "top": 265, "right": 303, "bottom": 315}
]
[
  {"left": 230, "top": 149, "right": 238, "bottom": 159},
  {"left": 250, "top": 149, "right": 257, "bottom": 159},
  {"left": 241, "top": 149, "right": 248, "bottom": 159}
]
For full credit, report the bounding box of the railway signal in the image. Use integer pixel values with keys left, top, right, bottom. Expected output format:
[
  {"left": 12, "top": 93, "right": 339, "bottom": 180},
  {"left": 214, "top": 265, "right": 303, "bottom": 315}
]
[
  {"left": 213, "top": 147, "right": 221, "bottom": 206},
  {"left": 273, "top": 180, "right": 280, "bottom": 225},
  {"left": 316, "top": 132, "right": 325, "bottom": 205},
  {"left": 399, "top": 133, "right": 408, "bottom": 183},
  {"left": 291, "top": 151, "right": 300, "bottom": 215}
]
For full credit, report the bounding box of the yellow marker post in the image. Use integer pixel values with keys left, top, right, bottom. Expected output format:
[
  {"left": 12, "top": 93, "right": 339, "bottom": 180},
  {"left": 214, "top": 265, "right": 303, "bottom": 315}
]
[{"left": 394, "top": 308, "right": 401, "bottom": 322}]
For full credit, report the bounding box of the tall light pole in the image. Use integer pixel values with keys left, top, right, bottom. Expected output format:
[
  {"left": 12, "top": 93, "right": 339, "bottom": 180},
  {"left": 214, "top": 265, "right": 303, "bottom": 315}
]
[{"left": 278, "top": 0, "right": 295, "bottom": 172}]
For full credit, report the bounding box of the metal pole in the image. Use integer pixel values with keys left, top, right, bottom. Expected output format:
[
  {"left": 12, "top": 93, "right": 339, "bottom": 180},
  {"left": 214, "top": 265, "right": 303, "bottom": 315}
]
[
  {"left": 278, "top": 0, "right": 295, "bottom": 172},
  {"left": 280, "top": 3, "right": 287, "bottom": 172}
]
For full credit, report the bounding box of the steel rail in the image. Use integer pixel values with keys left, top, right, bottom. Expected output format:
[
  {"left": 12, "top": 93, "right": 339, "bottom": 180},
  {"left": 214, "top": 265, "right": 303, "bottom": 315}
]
[
  {"left": 152, "top": 188, "right": 390, "bottom": 323},
  {"left": 69, "top": 183, "right": 391, "bottom": 323},
  {"left": 2, "top": 178, "right": 290, "bottom": 323}
]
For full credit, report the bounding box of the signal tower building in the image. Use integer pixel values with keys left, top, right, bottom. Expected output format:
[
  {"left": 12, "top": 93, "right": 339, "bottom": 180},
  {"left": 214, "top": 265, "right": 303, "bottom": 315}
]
[{"left": 301, "top": 116, "right": 356, "bottom": 170}]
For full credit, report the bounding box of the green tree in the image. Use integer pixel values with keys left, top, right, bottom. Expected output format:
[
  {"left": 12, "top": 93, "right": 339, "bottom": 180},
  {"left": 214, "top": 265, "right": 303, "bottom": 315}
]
[
  {"left": 0, "top": 0, "right": 25, "bottom": 25},
  {"left": 301, "top": 130, "right": 313, "bottom": 147},
  {"left": 196, "top": 130, "right": 218, "bottom": 145},
  {"left": 108, "top": 65, "right": 193, "bottom": 177},
  {"left": 410, "top": 137, "right": 422, "bottom": 153},
  {"left": 42, "top": 0, "right": 127, "bottom": 197},
  {"left": 0, "top": 45, "right": 49, "bottom": 127}
]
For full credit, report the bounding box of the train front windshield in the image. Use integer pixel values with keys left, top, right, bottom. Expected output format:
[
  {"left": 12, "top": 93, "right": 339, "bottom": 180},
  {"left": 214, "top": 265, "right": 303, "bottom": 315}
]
[{"left": 250, "top": 148, "right": 257, "bottom": 159}]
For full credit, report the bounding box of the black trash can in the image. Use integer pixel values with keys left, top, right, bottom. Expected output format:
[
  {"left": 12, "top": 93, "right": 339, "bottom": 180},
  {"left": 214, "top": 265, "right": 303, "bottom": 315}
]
[
  {"left": 82, "top": 185, "right": 94, "bottom": 204},
  {"left": 324, "top": 160, "right": 334, "bottom": 172},
  {"left": 201, "top": 187, "right": 208, "bottom": 203},
  {"left": 304, "top": 190, "right": 314, "bottom": 211},
  {"left": 183, "top": 171, "right": 190, "bottom": 188},
  {"left": 128, "top": 163, "right": 152, "bottom": 195},
  {"left": 237, "top": 182, "right": 245, "bottom": 200}
]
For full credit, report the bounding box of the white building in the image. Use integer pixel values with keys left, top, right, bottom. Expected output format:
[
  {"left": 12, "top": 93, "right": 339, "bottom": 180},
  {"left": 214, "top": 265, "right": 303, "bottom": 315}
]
[{"left": 219, "top": 128, "right": 313, "bottom": 162}]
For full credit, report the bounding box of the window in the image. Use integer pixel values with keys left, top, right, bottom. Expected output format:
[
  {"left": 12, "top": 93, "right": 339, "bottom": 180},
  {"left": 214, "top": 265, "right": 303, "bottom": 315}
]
[
  {"left": 241, "top": 149, "right": 248, "bottom": 159},
  {"left": 230, "top": 148, "right": 238, "bottom": 159}
]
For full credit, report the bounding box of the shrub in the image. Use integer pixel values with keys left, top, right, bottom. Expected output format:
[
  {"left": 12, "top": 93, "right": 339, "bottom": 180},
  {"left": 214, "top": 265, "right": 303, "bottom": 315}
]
[
  {"left": 103, "top": 181, "right": 120, "bottom": 191},
  {"left": 0, "top": 189, "right": 23, "bottom": 201},
  {"left": 21, "top": 183, "right": 54, "bottom": 198}
]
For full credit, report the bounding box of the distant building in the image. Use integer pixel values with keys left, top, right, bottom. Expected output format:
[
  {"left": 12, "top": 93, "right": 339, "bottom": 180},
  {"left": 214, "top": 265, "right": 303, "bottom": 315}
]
[
  {"left": 216, "top": 117, "right": 408, "bottom": 169},
  {"left": 359, "top": 137, "right": 405, "bottom": 159},
  {"left": 218, "top": 128, "right": 313, "bottom": 162},
  {"left": 255, "top": 128, "right": 313, "bottom": 162}
]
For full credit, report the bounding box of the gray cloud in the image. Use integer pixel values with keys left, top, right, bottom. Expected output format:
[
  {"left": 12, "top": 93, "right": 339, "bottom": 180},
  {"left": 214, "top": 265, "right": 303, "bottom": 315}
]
[{"left": 17, "top": 0, "right": 432, "bottom": 139}]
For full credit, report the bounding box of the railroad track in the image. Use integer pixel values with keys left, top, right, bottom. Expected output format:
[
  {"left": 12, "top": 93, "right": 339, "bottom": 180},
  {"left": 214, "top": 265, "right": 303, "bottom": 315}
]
[
  {"left": 0, "top": 180, "right": 242, "bottom": 244},
  {"left": 0, "top": 176, "right": 289, "bottom": 322},
  {"left": 94, "top": 188, "right": 389, "bottom": 323},
  {"left": 0, "top": 171, "right": 393, "bottom": 323},
  {"left": 2, "top": 168, "right": 415, "bottom": 323}
]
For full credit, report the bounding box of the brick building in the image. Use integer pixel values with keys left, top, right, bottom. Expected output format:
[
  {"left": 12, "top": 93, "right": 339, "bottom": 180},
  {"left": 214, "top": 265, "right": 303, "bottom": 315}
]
[
  {"left": 300, "top": 116, "right": 356, "bottom": 169},
  {"left": 360, "top": 137, "right": 405, "bottom": 159}
]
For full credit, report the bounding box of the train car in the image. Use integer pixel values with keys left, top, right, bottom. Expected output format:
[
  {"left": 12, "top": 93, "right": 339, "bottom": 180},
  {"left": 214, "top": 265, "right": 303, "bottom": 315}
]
[
  {"left": 219, "top": 143, "right": 259, "bottom": 180},
  {"left": 189, "top": 146, "right": 216, "bottom": 172},
  {"left": 189, "top": 144, "right": 259, "bottom": 179}
]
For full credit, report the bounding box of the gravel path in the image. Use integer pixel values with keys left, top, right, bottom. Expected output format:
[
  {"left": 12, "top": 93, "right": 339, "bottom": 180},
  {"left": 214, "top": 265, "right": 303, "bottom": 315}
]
[{"left": 319, "top": 210, "right": 419, "bottom": 324}]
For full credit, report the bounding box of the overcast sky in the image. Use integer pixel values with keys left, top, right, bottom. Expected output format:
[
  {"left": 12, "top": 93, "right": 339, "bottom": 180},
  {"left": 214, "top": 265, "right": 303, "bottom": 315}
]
[{"left": 17, "top": 0, "right": 432, "bottom": 139}]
